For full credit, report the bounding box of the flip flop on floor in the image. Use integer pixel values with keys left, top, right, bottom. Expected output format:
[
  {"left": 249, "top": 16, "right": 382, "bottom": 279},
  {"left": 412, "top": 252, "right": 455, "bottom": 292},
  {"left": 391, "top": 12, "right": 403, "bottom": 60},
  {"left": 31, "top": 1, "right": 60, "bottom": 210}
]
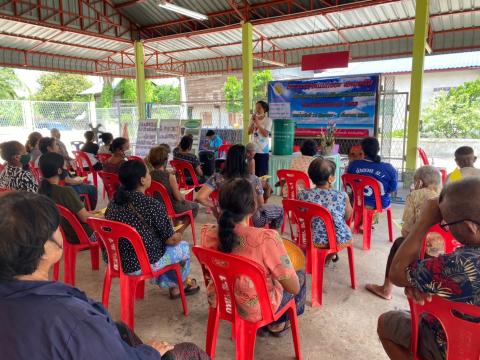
[
  {"left": 170, "top": 278, "right": 200, "bottom": 299},
  {"left": 268, "top": 322, "right": 291, "bottom": 338},
  {"left": 365, "top": 284, "right": 392, "bottom": 300}
]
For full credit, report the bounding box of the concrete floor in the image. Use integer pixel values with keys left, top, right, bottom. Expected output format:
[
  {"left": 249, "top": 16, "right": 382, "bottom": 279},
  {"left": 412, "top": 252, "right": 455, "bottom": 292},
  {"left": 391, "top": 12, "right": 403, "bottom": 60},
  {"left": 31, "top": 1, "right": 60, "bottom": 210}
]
[{"left": 67, "top": 196, "right": 409, "bottom": 360}]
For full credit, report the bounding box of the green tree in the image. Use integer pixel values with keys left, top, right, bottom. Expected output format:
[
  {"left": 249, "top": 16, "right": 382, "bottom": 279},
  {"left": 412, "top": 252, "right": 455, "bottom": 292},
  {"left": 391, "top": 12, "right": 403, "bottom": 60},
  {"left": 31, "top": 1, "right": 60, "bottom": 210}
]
[
  {"left": 114, "top": 79, "right": 157, "bottom": 103},
  {"left": 99, "top": 82, "right": 114, "bottom": 108},
  {"left": 152, "top": 84, "right": 180, "bottom": 104},
  {"left": 253, "top": 70, "right": 273, "bottom": 101},
  {"left": 421, "top": 78, "right": 480, "bottom": 138},
  {"left": 223, "top": 70, "right": 272, "bottom": 113},
  {"left": 35, "top": 73, "right": 92, "bottom": 101},
  {"left": 0, "top": 68, "right": 22, "bottom": 99},
  {"left": 115, "top": 79, "right": 137, "bottom": 103},
  {"left": 224, "top": 76, "right": 243, "bottom": 113}
]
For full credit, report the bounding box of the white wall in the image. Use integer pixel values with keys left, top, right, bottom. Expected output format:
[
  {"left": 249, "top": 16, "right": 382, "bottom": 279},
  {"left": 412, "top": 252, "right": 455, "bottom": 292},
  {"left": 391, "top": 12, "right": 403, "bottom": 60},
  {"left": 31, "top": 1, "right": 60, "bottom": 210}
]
[{"left": 393, "top": 69, "right": 480, "bottom": 106}]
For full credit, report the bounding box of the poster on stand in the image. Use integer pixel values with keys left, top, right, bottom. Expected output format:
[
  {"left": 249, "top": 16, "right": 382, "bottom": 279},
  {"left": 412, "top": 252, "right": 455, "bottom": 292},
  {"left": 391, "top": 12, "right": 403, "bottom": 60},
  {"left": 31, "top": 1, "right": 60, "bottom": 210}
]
[
  {"left": 135, "top": 119, "right": 158, "bottom": 157},
  {"left": 268, "top": 74, "right": 379, "bottom": 138},
  {"left": 180, "top": 119, "right": 202, "bottom": 154},
  {"left": 157, "top": 119, "right": 181, "bottom": 152}
]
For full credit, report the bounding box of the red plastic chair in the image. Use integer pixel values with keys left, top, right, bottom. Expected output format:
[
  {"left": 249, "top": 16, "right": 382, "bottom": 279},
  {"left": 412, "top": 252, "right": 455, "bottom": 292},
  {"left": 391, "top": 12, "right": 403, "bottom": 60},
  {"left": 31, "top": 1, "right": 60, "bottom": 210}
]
[
  {"left": 127, "top": 155, "right": 144, "bottom": 163},
  {"left": 0, "top": 188, "right": 11, "bottom": 193},
  {"left": 409, "top": 295, "right": 480, "bottom": 360},
  {"left": 418, "top": 148, "right": 447, "bottom": 184},
  {"left": 87, "top": 218, "right": 188, "bottom": 330},
  {"left": 73, "top": 151, "right": 98, "bottom": 189},
  {"left": 418, "top": 147, "right": 430, "bottom": 166},
  {"left": 98, "top": 171, "right": 120, "bottom": 201},
  {"left": 28, "top": 161, "right": 41, "bottom": 183},
  {"left": 277, "top": 169, "right": 311, "bottom": 234},
  {"left": 283, "top": 199, "right": 355, "bottom": 307},
  {"left": 341, "top": 173, "right": 394, "bottom": 250},
  {"left": 52, "top": 205, "right": 99, "bottom": 285},
  {"left": 217, "top": 144, "right": 232, "bottom": 159},
  {"left": 420, "top": 224, "right": 462, "bottom": 259},
  {"left": 0, "top": 163, "right": 5, "bottom": 172},
  {"left": 170, "top": 160, "right": 200, "bottom": 201},
  {"left": 145, "top": 180, "right": 197, "bottom": 245},
  {"left": 97, "top": 153, "right": 112, "bottom": 165},
  {"left": 192, "top": 246, "right": 302, "bottom": 360}
]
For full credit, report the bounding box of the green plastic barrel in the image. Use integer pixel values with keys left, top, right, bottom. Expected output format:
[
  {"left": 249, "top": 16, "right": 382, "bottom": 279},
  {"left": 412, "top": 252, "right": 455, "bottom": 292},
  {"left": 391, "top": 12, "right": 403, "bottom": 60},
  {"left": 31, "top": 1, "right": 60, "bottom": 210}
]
[{"left": 272, "top": 119, "right": 295, "bottom": 155}]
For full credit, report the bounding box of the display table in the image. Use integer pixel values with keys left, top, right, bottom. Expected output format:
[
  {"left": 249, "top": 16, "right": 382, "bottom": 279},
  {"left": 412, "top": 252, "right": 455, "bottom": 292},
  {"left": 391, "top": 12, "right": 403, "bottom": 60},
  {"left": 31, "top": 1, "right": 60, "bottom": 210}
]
[{"left": 268, "top": 153, "right": 341, "bottom": 195}]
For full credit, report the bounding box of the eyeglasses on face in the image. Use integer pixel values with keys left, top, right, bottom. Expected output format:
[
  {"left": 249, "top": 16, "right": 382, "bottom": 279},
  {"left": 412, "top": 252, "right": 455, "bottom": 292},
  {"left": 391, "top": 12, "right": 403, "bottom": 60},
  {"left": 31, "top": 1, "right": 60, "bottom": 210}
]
[{"left": 440, "top": 219, "right": 480, "bottom": 231}]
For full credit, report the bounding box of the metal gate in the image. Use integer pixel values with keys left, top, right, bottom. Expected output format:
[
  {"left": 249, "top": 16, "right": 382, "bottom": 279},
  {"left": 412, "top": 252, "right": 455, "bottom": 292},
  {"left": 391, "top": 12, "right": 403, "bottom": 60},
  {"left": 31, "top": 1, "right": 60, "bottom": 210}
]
[{"left": 379, "top": 90, "right": 409, "bottom": 180}]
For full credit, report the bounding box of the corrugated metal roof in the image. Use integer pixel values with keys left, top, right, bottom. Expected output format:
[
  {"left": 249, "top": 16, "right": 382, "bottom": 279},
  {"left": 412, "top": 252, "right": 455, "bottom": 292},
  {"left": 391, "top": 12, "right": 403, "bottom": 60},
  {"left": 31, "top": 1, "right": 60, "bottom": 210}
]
[
  {"left": 0, "top": 0, "right": 480, "bottom": 78},
  {"left": 312, "top": 50, "right": 480, "bottom": 78},
  {"left": 115, "top": 0, "right": 232, "bottom": 27}
]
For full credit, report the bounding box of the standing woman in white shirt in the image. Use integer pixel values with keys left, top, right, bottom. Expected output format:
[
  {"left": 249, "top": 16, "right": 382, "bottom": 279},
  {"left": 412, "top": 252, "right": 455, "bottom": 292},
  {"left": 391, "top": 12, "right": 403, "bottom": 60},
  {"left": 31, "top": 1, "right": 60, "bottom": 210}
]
[{"left": 247, "top": 100, "right": 272, "bottom": 177}]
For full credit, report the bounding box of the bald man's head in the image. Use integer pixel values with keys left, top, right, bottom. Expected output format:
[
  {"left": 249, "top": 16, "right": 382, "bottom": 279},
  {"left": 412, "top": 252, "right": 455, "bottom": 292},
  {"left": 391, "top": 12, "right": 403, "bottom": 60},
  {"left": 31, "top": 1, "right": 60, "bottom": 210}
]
[{"left": 440, "top": 177, "right": 480, "bottom": 245}]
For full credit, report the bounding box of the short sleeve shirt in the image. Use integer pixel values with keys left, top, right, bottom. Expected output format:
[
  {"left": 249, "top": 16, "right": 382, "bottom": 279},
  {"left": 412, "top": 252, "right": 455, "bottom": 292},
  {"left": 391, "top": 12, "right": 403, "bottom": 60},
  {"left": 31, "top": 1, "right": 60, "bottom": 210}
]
[
  {"left": 251, "top": 115, "right": 272, "bottom": 154},
  {"left": 346, "top": 159, "right": 398, "bottom": 208},
  {"left": 47, "top": 184, "right": 92, "bottom": 243},
  {"left": 0, "top": 164, "right": 38, "bottom": 192},
  {"left": 81, "top": 143, "right": 99, "bottom": 155},
  {"left": 298, "top": 188, "right": 352, "bottom": 247},
  {"left": 401, "top": 187, "right": 439, "bottom": 235},
  {"left": 406, "top": 246, "right": 480, "bottom": 354},
  {"left": 201, "top": 224, "right": 297, "bottom": 322},
  {"left": 105, "top": 191, "right": 174, "bottom": 274}
]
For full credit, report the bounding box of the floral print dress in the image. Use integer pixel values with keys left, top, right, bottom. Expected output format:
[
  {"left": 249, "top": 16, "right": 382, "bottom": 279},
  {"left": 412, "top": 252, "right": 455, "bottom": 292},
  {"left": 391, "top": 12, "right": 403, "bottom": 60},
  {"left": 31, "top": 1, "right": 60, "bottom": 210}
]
[{"left": 298, "top": 188, "right": 352, "bottom": 248}]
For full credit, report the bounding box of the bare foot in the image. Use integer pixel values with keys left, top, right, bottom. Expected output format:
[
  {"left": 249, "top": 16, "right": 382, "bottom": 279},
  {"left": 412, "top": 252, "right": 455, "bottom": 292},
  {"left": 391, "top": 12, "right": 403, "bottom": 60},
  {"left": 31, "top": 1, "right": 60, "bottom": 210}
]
[{"left": 365, "top": 284, "right": 392, "bottom": 300}]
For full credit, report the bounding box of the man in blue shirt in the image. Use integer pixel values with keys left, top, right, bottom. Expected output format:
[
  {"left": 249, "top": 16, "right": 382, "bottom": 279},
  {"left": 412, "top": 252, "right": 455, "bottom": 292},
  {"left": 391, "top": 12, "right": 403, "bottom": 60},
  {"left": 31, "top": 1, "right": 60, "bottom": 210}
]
[
  {"left": 347, "top": 137, "right": 397, "bottom": 208},
  {"left": 205, "top": 130, "right": 223, "bottom": 158}
]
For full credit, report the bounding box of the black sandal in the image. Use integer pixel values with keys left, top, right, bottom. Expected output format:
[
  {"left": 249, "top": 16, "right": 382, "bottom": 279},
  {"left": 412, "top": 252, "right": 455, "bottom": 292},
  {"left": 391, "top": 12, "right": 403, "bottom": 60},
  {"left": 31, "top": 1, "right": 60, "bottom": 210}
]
[{"left": 170, "top": 278, "right": 200, "bottom": 299}]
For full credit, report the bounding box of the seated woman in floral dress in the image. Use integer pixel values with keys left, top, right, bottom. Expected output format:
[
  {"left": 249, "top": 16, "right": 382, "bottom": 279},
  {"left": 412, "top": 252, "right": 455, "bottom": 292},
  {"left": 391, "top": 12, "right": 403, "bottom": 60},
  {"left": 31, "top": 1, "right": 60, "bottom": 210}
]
[{"left": 298, "top": 157, "right": 353, "bottom": 259}]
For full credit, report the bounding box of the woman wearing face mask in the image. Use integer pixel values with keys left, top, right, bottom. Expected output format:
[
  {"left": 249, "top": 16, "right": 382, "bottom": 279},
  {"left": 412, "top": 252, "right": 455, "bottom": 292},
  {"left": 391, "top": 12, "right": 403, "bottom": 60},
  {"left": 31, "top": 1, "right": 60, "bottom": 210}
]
[
  {"left": 38, "top": 152, "right": 102, "bottom": 244},
  {"left": 0, "top": 140, "right": 38, "bottom": 192},
  {"left": 247, "top": 100, "right": 272, "bottom": 177},
  {"left": 103, "top": 137, "right": 129, "bottom": 174}
]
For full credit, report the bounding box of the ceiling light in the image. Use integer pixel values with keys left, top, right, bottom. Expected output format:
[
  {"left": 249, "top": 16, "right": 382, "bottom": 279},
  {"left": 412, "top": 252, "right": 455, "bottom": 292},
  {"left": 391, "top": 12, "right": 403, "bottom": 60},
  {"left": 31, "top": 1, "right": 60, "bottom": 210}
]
[
  {"left": 158, "top": 1, "right": 208, "bottom": 21},
  {"left": 254, "top": 56, "right": 286, "bottom": 67}
]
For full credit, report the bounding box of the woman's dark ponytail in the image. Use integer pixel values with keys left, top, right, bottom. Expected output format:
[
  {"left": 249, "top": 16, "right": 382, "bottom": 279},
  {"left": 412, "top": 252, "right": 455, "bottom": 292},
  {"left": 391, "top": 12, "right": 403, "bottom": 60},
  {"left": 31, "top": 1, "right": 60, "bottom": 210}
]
[
  {"left": 218, "top": 210, "right": 241, "bottom": 253},
  {"left": 217, "top": 179, "right": 257, "bottom": 253},
  {"left": 113, "top": 185, "right": 130, "bottom": 205}
]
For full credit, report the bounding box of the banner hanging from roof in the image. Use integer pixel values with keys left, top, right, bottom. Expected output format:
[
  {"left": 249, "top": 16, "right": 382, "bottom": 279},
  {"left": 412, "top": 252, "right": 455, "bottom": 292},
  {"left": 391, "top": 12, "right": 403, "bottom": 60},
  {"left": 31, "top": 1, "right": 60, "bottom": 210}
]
[{"left": 267, "top": 74, "right": 380, "bottom": 138}]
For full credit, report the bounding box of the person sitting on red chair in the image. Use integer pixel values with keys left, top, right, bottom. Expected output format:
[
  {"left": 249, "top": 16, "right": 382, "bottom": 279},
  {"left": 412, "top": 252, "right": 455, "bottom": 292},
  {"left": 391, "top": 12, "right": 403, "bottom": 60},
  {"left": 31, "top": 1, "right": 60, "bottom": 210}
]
[
  {"left": 347, "top": 137, "right": 397, "bottom": 210},
  {"left": 366, "top": 165, "right": 442, "bottom": 300},
  {"left": 378, "top": 177, "right": 480, "bottom": 360},
  {"left": 201, "top": 178, "right": 305, "bottom": 337},
  {"left": 0, "top": 192, "right": 210, "bottom": 360}
]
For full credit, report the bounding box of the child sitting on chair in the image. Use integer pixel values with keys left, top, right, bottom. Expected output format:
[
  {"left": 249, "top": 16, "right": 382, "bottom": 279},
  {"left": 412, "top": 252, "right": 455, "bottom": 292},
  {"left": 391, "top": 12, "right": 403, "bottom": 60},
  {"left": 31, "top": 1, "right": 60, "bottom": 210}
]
[
  {"left": 446, "top": 146, "right": 480, "bottom": 184},
  {"left": 298, "top": 157, "right": 353, "bottom": 253},
  {"left": 365, "top": 165, "right": 442, "bottom": 300}
]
